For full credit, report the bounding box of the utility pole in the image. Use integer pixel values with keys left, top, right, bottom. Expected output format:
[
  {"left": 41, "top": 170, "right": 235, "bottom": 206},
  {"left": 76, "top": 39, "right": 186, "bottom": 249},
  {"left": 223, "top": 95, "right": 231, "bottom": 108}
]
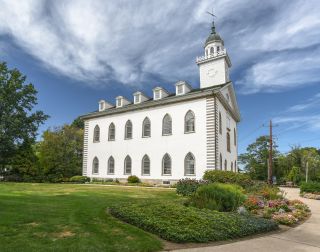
[
  {"left": 306, "top": 161, "right": 309, "bottom": 183},
  {"left": 268, "top": 120, "right": 273, "bottom": 185}
]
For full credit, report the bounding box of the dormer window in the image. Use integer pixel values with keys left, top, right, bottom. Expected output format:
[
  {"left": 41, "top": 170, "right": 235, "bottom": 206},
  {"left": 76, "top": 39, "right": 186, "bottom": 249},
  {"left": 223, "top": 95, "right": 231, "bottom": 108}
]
[
  {"left": 152, "top": 87, "right": 169, "bottom": 100},
  {"left": 98, "top": 100, "right": 113, "bottom": 111},
  {"left": 116, "top": 96, "right": 131, "bottom": 108},
  {"left": 133, "top": 91, "right": 149, "bottom": 104},
  {"left": 154, "top": 90, "right": 160, "bottom": 99},
  {"left": 117, "top": 98, "right": 122, "bottom": 107},
  {"left": 99, "top": 102, "right": 104, "bottom": 111},
  {"left": 135, "top": 95, "right": 140, "bottom": 103},
  {"left": 175, "top": 81, "right": 192, "bottom": 96}
]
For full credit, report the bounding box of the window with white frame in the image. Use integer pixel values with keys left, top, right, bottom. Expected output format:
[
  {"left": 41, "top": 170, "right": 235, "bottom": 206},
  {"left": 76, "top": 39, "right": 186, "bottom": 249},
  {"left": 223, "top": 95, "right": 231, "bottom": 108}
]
[
  {"left": 125, "top": 120, "right": 132, "bottom": 139},
  {"left": 162, "top": 114, "right": 172, "bottom": 135},
  {"left": 134, "top": 95, "right": 140, "bottom": 103},
  {"left": 162, "top": 153, "right": 171, "bottom": 175},
  {"left": 117, "top": 98, "right": 122, "bottom": 107},
  {"left": 108, "top": 123, "right": 115, "bottom": 141},
  {"left": 142, "top": 155, "right": 150, "bottom": 175},
  {"left": 154, "top": 90, "right": 160, "bottom": 100},
  {"left": 124, "top": 155, "right": 132, "bottom": 175},
  {"left": 227, "top": 132, "right": 231, "bottom": 152},
  {"left": 93, "top": 125, "right": 100, "bottom": 142},
  {"left": 108, "top": 156, "right": 115, "bottom": 174},
  {"left": 226, "top": 115, "right": 231, "bottom": 129},
  {"left": 185, "top": 110, "right": 195, "bottom": 133},
  {"left": 142, "top": 117, "right": 151, "bottom": 137},
  {"left": 184, "top": 152, "right": 195, "bottom": 175},
  {"left": 92, "top": 157, "right": 99, "bottom": 174},
  {"left": 177, "top": 85, "right": 183, "bottom": 95}
]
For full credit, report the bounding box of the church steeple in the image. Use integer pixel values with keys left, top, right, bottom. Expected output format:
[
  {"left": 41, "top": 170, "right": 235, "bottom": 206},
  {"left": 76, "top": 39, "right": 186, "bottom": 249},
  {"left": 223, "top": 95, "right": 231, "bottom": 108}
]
[{"left": 196, "top": 19, "right": 231, "bottom": 88}]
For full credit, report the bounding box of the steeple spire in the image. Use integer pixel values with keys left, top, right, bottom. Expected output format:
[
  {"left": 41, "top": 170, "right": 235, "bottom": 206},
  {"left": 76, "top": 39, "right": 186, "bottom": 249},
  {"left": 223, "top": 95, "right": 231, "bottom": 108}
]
[{"left": 211, "top": 21, "right": 216, "bottom": 34}]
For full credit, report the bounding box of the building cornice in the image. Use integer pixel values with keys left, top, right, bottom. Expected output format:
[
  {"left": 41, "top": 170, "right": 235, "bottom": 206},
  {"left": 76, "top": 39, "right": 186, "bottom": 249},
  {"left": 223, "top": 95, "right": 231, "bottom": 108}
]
[{"left": 80, "top": 84, "right": 228, "bottom": 120}]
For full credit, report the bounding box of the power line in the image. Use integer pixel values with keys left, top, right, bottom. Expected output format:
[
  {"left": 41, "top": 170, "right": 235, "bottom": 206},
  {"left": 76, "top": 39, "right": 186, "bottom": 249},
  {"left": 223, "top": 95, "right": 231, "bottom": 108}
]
[{"left": 238, "top": 123, "right": 265, "bottom": 143}]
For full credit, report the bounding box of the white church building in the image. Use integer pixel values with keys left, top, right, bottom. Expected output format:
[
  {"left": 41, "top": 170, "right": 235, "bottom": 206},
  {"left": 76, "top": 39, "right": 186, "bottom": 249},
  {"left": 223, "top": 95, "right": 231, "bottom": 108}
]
[{"left": 80, "top": 21, "right": 240, "bottom": 184}]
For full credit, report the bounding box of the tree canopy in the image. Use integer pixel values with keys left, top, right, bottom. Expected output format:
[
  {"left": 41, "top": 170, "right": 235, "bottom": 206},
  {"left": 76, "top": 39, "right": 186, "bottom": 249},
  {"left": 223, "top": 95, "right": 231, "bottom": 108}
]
[{"left": 0, "top": 62, "right": 48, "bottom": 170}]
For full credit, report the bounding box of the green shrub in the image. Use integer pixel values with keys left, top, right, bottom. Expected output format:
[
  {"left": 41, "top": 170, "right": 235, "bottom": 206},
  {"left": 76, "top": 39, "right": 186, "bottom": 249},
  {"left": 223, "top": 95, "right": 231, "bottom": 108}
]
[
  {"left": 127, "top": 175, "right": 140, "bottom": 183},
  {"left": 176, "top": 179, "right": 208, "bottom": 196},
  {"left": 300, "top": 182, "right": 320, "bottom": 193},
  {"left": 70, "top": 176, "right": 90, "bottom": 183},
  {"left": 203, "top": 170, "right": 253, "bottom": 188},
  {"left": 187, "top": 183, "right": 246, "bottom": 212},
  {"left": 110, "top": 201, "right": 278, "bottom": 243}
]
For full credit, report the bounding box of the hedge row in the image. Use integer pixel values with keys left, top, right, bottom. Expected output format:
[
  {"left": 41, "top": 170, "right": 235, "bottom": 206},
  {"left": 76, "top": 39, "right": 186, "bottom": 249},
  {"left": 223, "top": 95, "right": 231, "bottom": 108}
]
[
  {"left": 203, "top": 170, "right": 253, "bottom": 188},
  {"left": 300, "top": 182, "right": 320, "bottom": 193},
  {"left": 110, "top": 201, "right": 278, "bottom": 243}
]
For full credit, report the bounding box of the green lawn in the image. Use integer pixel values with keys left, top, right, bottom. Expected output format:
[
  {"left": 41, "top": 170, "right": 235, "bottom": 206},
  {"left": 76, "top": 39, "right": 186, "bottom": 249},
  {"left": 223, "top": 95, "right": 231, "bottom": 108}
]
[{"left": 0, "top": 183, "right": 178, "bottom": 252}]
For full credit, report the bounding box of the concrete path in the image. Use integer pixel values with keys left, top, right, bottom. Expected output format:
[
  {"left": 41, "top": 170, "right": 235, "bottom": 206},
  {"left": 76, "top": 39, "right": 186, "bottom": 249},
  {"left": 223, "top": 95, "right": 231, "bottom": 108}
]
[{"left": 172, "top": 188, "right": 320, "bottom": 252}]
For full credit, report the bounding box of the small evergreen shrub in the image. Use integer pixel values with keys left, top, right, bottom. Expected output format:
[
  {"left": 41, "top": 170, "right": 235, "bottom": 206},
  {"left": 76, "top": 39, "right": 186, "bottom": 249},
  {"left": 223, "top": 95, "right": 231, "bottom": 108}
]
[
  {"left": 110, "top": 201, "right": 278, "bottom": 243},
  {"left": 187, "top": 183, "right": 246, "bottom": 212},
  {"left": 70, "top": 175, "right": 90, "bottom": 183},
  {"left": 127, "top": 175, "right": 140, "bottom": 183},
  {"left": 300, "top": 182, "right": 320, "bottom": 194},
  {"left": 203, "top": 170, "right": 253, "bottom": 188},
  {"left": 176, "top": 178, "right": 208, "bottom": 196}
]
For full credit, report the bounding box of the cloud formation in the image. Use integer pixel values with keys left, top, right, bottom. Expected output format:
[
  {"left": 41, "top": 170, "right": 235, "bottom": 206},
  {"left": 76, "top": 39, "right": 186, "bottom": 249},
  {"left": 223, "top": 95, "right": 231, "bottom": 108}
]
[{"left": 0, "top": 0, "right": 319, "bottom": 92}]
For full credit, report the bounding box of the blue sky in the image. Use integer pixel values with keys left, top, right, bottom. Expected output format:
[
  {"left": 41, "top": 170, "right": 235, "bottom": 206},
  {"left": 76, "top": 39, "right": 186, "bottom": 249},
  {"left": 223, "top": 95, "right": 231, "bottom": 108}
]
[{"left": 1, "top": 0, "right": 320, "bottom": 154}]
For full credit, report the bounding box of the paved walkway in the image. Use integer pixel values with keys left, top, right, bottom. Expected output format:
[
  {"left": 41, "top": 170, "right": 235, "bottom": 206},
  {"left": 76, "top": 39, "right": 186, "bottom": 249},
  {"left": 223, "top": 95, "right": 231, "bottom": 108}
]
[{"left": 172, "top": 188, "right": 320, "bottom": 252}]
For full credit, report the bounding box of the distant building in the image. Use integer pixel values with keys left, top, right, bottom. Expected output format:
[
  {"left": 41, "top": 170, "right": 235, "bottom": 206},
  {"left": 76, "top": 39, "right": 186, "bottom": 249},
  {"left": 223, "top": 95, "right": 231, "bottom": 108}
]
[{"left": 80, "top": 20, "right": 240, "bottom": 184}]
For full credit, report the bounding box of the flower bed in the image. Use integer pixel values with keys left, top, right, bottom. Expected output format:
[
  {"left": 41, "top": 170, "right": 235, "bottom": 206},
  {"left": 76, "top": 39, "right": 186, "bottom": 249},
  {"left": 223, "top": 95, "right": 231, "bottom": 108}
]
[{"left": 243, "top": 196, "right": 310, "bottom": 226}]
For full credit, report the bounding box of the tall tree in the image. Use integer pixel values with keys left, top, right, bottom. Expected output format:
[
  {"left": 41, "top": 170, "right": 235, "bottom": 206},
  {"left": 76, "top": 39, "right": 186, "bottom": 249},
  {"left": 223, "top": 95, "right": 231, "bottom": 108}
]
[
  {"left": 38, "top": 125, "right": 83, "bottom": 182},
  {"left": 0, "top": 62, "right": 48, "bottom": 172},
  {"left": 239, "top": 135, "right": 279, "bottom": 180}
]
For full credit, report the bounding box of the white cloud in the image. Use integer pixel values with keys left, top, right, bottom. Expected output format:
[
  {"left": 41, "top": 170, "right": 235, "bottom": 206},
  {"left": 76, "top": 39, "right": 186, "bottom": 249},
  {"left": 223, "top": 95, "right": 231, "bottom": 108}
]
[
  {"left": 274, "top": 115, "right": 320, "bottom": 131},
  {"left": 287, "top": 92, "right": 320, "bottom": 112},
  {"left": 0, "top": 0, "right": 320, "bottom": 92}
]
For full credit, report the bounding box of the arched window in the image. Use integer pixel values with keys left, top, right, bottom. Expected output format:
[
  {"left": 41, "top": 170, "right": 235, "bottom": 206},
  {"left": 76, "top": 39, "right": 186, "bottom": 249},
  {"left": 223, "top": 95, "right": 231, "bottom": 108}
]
[
  {"left": 219, "top": 112, "right": 222, "bottom": 134},
  {"left": 224, "top": 159, "right": 227, "bottom": 171},
  {"left": 124, "top": 155, "right": 132, "bottom": 175},
  {"left": 231, "top": 162, "right": 233, "bottom": 172},
  {"left": 210, "top": 47, "right": 214, "bottom": 55},
  {"left": 217, "top": 46, "right": 220, "bottom": 52},
  {"left": 227, "top": 132, "right": 231, "bottom": 152},
  {"left": 235, "top": 161, "right": 237, "bottom": 172},
  {"left": 185, "top": 110, "right": 195, "bottom": 133},
  {"left": 184, "top": 152, "right": 195, "bottom": 175},
  {"left": 108, "top": 156, "right": 115, "bottom": 174},
  {"left": 162, "top": 114, "right": 172, "bottom": 135},
  {"left": 142, "top": 117, "right": 151, "bottom": 137},
  {"left": 234, "top": 128, "right": 237, "bottom": 146},
  {"left": 92, "top": 157, "right": 99, "bottom": 174},
  {"left": 220, "top": 154, "right": 223, "bottom": 170},
  {"left": 142, "top": 155, "right": 150, "bottom": 175},
  {"left": 93, "top": 125, "right": 100, "bottom": 142},
  {"left": 162, "top": 153, "right": 171, "bottom": 175},
  {"left": 108, "top": 123, "right": 115, "bottom": 141},
  {"left": 125, "top": 120, "right": 132, "bottom": 139}
]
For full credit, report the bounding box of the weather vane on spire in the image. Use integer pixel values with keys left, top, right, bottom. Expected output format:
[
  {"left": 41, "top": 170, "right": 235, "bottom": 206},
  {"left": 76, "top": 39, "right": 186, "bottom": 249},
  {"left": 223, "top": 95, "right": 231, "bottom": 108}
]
[
  {"left": 206, "top": 9, "right": 216, "bottom": 21},
  {"left": 206, "top": 8, "right": 217, "bottom": 34}
]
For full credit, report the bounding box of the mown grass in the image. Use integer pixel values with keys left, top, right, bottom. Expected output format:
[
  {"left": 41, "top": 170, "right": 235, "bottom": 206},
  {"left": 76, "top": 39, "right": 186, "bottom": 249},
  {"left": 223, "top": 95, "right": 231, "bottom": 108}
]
[{"left": 0, "top": 183, "right": 178, "bottom": 252}]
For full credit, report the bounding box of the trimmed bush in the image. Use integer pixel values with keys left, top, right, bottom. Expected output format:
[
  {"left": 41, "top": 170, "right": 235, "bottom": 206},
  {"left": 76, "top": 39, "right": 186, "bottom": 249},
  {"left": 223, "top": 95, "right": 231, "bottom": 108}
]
[
  {"left": 70, "top": 176, "right": 90, "bottom": 183},
  {"left": 187, "top": 183, "right": 246, "bottom": 212},
  {"left": 176, "top": 178, "right": 208, "bottom": 196},
  {"left": 300, "top": 182, "right": 320, "bottom": 194},
  {"left": 110, "top": 201, "right": 278, "bottom": 243},
  {"left": 127, "top": 175, "right": 140, "bottom": 183},
  {"left": 203, "top": 170, "right": 253, "bottom": 188}
]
